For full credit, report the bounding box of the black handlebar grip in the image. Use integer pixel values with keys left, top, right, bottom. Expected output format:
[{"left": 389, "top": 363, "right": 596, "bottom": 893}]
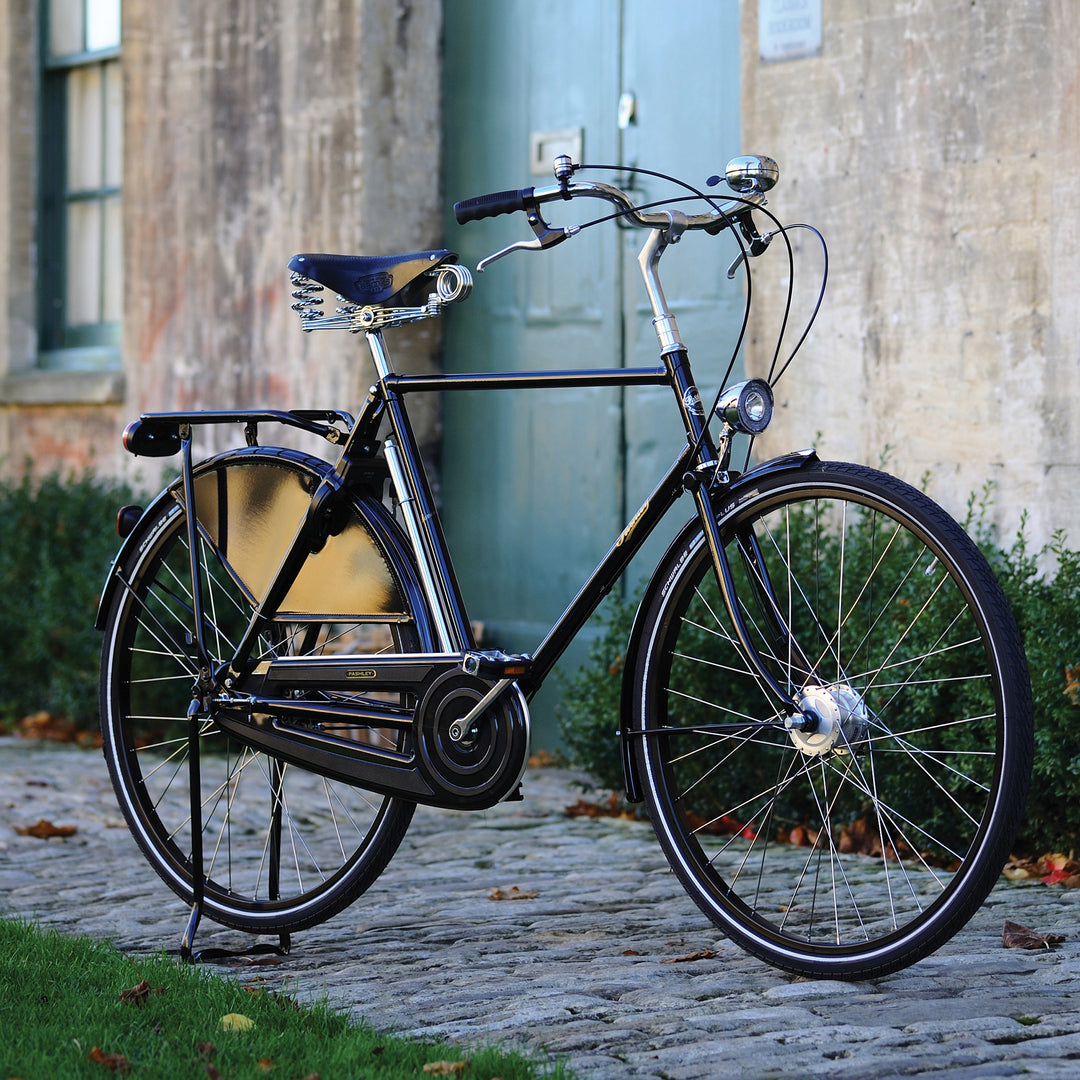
[{"left": 454, "top": 187, "right": 534, "bottom": 224}]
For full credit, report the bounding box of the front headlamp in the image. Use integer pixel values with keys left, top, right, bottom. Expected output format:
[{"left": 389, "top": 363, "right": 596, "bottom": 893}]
[{"left": 715, "top": 379, "right": 774, "bottom": 435}]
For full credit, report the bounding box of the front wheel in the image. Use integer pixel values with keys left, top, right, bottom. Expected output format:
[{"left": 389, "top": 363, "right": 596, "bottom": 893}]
[{"left": 632, "top": 461, "right": 1032, "bottom": 978}]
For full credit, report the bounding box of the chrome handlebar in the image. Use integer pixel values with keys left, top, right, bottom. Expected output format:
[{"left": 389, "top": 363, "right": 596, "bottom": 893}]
[{"left": 457, "top": 155, "right": 779, "bottom": 273}]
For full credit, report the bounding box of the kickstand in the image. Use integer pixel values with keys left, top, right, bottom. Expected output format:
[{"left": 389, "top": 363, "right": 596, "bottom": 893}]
[
  {"left": 178, "top": 699, "right": 291, "bottom": 964},
  {"left": 179, "top": 697, "right": 207, "bottom": 963}
]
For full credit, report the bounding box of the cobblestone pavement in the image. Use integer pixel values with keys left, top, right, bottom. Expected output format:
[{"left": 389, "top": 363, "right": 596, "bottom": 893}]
[{"left": 3, "top": 736, "right": 1080, "bottom": 1079}]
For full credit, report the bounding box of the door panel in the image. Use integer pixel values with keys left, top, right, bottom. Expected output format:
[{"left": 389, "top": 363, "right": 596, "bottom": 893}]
[
  {"left": 619, "top": 0, "right": 745, "bottom": 578},
  {"left": 442, "top": 1, "right": 741, "bottom": 746}
]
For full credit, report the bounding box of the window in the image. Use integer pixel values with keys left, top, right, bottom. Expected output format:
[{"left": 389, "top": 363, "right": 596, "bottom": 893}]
[{"left": 39, "top": 0, "right": 122, "bottom": 370}]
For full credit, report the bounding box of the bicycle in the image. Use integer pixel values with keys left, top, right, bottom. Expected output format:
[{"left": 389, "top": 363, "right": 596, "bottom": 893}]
[{"left": 97, "top": 154, "right": 1032, "bottom": 979}]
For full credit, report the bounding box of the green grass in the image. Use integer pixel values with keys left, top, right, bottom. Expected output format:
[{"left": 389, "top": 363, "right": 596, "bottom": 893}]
[{"left": 0, "top": 918, "right": 573, "bottom": 1080}]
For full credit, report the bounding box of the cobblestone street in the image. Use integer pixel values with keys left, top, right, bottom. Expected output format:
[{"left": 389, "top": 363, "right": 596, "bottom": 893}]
[{"left": 3, "top": 736, "right": 1080, "bottom": 1079}]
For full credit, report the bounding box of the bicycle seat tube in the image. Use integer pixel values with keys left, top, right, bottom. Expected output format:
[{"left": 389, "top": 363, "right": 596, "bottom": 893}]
[{"left": 366, "top": 328, "right": 473, "bottom": 653}]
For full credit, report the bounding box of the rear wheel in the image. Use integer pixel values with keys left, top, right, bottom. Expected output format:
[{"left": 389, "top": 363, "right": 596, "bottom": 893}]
[
  {"left": 100, "top": 465, "right": 424, "bottom": 935},
  {"left": 633, "top": 461, "right": 1032, "bottom": 978}
]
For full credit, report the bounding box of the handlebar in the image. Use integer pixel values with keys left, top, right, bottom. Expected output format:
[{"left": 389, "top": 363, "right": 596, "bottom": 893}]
[
  {"left": 453, "top": 177, "right": 763, "bottom": 230},
  {"left": 453, "top": 156, "right": 778, "bottom": 272},
  {"left": 454, "top": 156, "right": 776, "bottom": 231}
]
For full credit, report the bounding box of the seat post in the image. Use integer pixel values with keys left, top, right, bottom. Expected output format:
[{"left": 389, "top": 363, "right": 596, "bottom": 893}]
[{"left": 365, "top": 329, "right": 395, "bottom": 380}]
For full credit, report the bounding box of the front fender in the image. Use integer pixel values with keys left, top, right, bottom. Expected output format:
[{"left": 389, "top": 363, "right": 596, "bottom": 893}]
[{"left": 618, "top": 448, "right": 818, "bottom": 802}]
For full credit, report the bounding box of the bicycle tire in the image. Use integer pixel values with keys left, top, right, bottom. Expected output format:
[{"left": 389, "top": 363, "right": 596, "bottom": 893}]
[
  {"left": 99, "top": 449, "right": 426, "bottom": 935},
  {"left": 631, "top": 460, "right": 1032, "bottom": 978}
]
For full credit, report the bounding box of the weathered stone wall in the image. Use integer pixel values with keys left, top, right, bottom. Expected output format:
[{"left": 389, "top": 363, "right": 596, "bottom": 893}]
[
  {"left": 0, "top": 2, "right": 41, "bottom": 404},
  {"left": 0, "top": 0, "right": 443, "bottom": 483},
  {"left": 741, "top": 0, "right": 1079, "bottom": 551}
]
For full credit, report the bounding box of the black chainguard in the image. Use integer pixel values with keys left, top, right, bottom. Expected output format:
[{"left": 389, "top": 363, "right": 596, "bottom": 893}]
[{"left": 287, "top": 249, "right": 457, "bottom": 306}]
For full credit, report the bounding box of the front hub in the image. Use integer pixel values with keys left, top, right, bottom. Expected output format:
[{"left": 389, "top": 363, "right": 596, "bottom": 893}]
[{"left": 789, "top": 683, "right": 869, "bottom": 757}]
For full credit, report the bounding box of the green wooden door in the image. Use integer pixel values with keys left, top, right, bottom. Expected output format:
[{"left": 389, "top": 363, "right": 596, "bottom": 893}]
[{"left": 442, "top": 1, "right": 742, "bottom": 746}]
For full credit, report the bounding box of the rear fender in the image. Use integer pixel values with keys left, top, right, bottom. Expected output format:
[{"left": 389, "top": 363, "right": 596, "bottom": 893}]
[{"left": 95, "top": 447, "right": 434, "bottom": 649}]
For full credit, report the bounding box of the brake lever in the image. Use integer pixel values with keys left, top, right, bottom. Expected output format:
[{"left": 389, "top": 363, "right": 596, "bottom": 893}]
[
  {"left": 726, "top": 228, "right": 777, "bottom": 279},
  {"left": 476, "top": 196, "right": 582, "bottom": 273},
  {"left": 477, "top": 224, "right": 580, "bottom": 273}
]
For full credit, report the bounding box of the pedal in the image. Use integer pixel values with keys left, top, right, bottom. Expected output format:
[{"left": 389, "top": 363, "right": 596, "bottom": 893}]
[{"left": 462, "top": 650, "right": 531, "bottom": 679}]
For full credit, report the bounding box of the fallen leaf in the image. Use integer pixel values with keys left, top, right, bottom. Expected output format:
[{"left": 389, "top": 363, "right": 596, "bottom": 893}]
[
  {"left": 18, "top": 711, "right": 79, "bottom": 743},
  {"left": 1006, "top": 852, "right": 1080, "bottom": 887},
  {"left": 564, "top": 793, "right": 638, "bottom": 821},
  {"left": 1003, "top": 920, "right": 1066, "bottom": 950},
  {"left": 220, "top": 1012, "right": 256, "bottom": 1032},
  {"left": 196, "top": 1042, "right": 216, "bottom": 1059},
  {"left": 1002, "top": 861, "right": 1034, "bottom": 880},
  {"left": 206, "top": 1065, "right": 223, "bottom": 1080},
  {"left": 87, "top": 1047, "right": 133, "bottom": 1074},
  {"left": 119, "top": 979, "right": 166, "bottom": 1007},
  {"left": 666, "top": 948, "right": 718, "bottom": 963},
  {"left": 255, "top": 1058, "right": 274, "bottom": 1072},
  {"left": 487, "top": 886, "right": 539, "bottom": 901},
  {"left": 684, "top": 808, "right": 756, "bottom": 839},
  {"left": 422, "top": 1062, "right": 468, "bottom": 1076},
  {"left": 14, "top": 819, "right": 77, "bottom": 839},
  {"left": 1065, "top": 663, "right": 1080, "bottom": 705},
  {"left": 236, "top": 954, "right": 281, "bottom": 967}
]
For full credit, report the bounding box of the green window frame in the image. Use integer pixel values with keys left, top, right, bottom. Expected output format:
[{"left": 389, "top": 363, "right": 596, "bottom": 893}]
[{"left": 39, "top": 0, "right": 123, "bottom": 371}]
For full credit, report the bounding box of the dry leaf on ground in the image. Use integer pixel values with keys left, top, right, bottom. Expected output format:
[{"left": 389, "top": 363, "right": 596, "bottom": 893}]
[
  {"left": 1003, "top": 920, "right": 1066, "bottom": 950},
  {"left": 665, "top": 948, "right": 718, "bottom": 963},
  {"left": 87, "top": 1047, "right": 133, "bottom": 1074},
  {"left": 422, "top": 1062, "right": 468, "bottom": 1076},
  {"left": 118, "top": 979, "right": 166, "bottom": 1007},
  {"left": 564, "top": 793, "right": 638, "bottom": 822},
  {"left": 1003, "top": 853, "right": 1080, "bottom": 887},
  {"left": 487, "top": 885, "right": 539, "bottom": 901},
  {"left": 13, "top": 819, "right": 77, "bottom": 839}
]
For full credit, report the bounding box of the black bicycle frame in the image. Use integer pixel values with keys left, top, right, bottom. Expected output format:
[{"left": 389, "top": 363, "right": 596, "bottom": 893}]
[{"left": 166, "top": 335, "right": 800, "bottom": 736}]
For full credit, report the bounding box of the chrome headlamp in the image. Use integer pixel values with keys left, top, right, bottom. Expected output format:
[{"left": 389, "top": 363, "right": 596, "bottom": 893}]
[{"left": 715, "top": 379, "right": 774, "bottom": 435}]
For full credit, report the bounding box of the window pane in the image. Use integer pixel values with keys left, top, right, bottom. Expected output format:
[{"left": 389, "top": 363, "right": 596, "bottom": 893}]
[
  {"left": 49, "top": 0, "right": 84, "bottom": 57},
  {"left": 86, "top": 0, "right": 121, "bottom": 52},
  {"left": 67, "top": 64, "right": 103, "bottom": 191},
  {"left": 66, "top": 200, "right": 103, "bottom": 326},
  {"left": 102, "top": 195, "right": 123, "bottom": 323},
  {"left": 104, "top": 60, "right": 122, "bottom": 187}
]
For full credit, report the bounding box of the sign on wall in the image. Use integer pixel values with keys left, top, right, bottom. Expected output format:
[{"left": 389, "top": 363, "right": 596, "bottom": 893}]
[{"left": 759, "top": 0, "right": 822, "bottom": 62}]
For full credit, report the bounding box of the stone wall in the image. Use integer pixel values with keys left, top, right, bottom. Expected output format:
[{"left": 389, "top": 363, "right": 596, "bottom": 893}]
[
  {"left": 0, "top": 0, "right": 443, "bottom": 483},
  {"left": 740, "top": 0, "right": 1078, "bottom": 551}
]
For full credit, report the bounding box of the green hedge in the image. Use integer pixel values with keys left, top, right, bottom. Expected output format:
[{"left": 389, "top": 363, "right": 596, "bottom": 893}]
[
  {"left": 989, "top": 523, "right": 1080, "bottom": 852},
  {"left": 0, "top": 471, "right": 138, "bottom": 728},
  {"left": 557, "top": 489, "right": 1080, "bottom": 855}
]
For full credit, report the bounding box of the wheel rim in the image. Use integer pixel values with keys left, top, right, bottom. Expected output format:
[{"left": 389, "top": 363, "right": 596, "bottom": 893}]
[
  {"left": 640, "top": 477, "right": 1018, "bottom": 965},
  {"left": 102, "top": 502, "right": 415, "bottom": 930}
]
